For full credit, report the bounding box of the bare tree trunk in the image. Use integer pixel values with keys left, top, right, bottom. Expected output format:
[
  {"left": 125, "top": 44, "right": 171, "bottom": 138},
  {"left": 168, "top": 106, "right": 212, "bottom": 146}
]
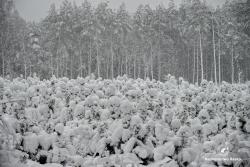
[
  {"left": 187, "top": 47, "right": 190, "bottom": 82},
  {"left": 205, "top": 51, "right": 208, "bottom": 80},
  {"left": 96, "top": 42, "right": 100, "bottom": 78},
  {"left": 138, "top": 49, "right": 141, "bottom": 78},
  {"left": 70, "top": 54, "right": 73, "bottom": 79},
  {"left": 150, "top": 42, "right": 154, "bottom": 80},
  {"left": 193, "top": 43, "right": 196, "bottom": 84},
  {"left": 106, "top": 58, "right": 109, "bottom": 79},
  {"left": 158, "top": 50, "right": 161, "bottom": 81},
  {"left": 62, "top": 56, "right": 64, "bottom": 77},
  {"left": 218, "top": 38, "right": 221, "bottom": 84},
  {"left": 196, "top": 40, "right": 199, "bottom": 84},
  {"left": 2, "top": 54, "right": 4, "bottom": 78},
  {"left": 221, "top": 60, "right": 223, "bottom": 83},
  {"left": 128, "top": 57, "right": 131, "bottom": 77},
  {"left": 65, "top": 56, "right": 68, "bottom": 78},
  {"left": 138, "top": 55, "right": 141, "bottom": 78},
  {"left": 117, "top": 51, "right": 120, "bottom": 76},
  {"left": 211, "top": 63, "right": 213, "bottom": 81},
  {"left": 56, "top": 56, "right": 59, "bottom": 78},
  {"left": 120, "top": 57, "right": 123, "bottom": 76},
  {"left": 111, "top": 39, "right": 114, "bottom": 79},
  {"left": 231, "top": 43, "right": 234, "bottom": 83},
  {"left": 80, "top": 51, "right": 83, "bottom": 78},
  {"left": 118, "top": 53, "right": 121, "bottom": 76},
  {"left": 22, "top": 42, "right": 27, "bottom": 79},
  {"left": 50, "top": 55, "right": 53, "bottom": 76},
  {"left": 60, "top": 54, "right": 63, "bottom": 77},
  {"left": 144, "top": 54, "right": 147, "bottom": 79},
  {"left": 58, "top": 56, "right": 60, "bottom": 77},
  {"left": 125, "top": 54, "right": 128, "bottom": 76},
  {"left": 199, "top": 26, "right": 204, "bottom": 81},
  {"left": 0, "top": 33, "right": 3, "bottom": 77},
  {"left": 88, "top": 40, "right": 92, "bottom": 76},
  {"left": 7, "top": 60, "right": 11, "bottom": 77},
  {"left": 29, "top": 63, "right": 32, "bottom": 77},
  {"left": 212, "top": 19, "right": 217, "bottom": 84},
  {"left": 24, "top": 60, "right": 27, "bottom": 79},
  {"left": 133, "top": 55, "right": 136, "bottom": 79},
  {"left": 238, "top": 70, "right": 242, "bottom": 83}
]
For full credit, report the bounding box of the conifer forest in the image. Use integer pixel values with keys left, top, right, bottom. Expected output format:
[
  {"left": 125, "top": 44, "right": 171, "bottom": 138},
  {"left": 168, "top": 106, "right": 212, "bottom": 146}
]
[{"left": 0, "top": 0, "right": 250, "bottom": 167}]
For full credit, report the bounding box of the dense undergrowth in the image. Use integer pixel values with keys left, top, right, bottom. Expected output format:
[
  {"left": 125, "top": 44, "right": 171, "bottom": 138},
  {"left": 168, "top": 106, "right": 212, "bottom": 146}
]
[{"left": 0, "top": 75, "right": 250, "bottom": 167}]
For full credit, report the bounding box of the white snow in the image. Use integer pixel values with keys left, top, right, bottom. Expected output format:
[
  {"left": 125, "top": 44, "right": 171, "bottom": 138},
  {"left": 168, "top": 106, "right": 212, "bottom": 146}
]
[{"left": 0, "top": 76, "right": 249, "bottom": 167}]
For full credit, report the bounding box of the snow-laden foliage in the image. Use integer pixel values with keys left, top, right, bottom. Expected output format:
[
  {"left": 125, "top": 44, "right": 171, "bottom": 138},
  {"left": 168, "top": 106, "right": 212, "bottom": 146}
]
[{"left": 0, "top": 75, "right": 250, "bottom": 167}]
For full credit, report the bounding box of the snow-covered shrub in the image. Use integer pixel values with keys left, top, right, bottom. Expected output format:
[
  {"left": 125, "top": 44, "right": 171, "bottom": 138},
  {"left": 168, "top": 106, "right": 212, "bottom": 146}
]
[
  {"left": 1, "top": 76, "right": 249, "bottom": 166},
  {"left": 162, "top": 109, "right": 174, "bottom": 124},
  {"left": 198, "top": 109, "right": 210, "bottom": 124},
  {"left": 153, "top": 141, "right": 175, "bottom": 161},
  {"left": 171, "top": 118, "right": 181, "bottom": 132},
  {"left": 73, "top": 103, "right": 85, "bottom": 119},
  {"left": 155, "top": 123, "right": 169, "bottom": 143},
  {"left": 55, "top": 123, "right": 64, "bottom": 135},
  {"left": 23, "top": 133, "right": 39, "bottom": 154}
]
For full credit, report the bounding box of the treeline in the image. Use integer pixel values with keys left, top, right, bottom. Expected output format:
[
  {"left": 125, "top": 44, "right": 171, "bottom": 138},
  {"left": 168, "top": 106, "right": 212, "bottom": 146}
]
[{"left": 0, "top": 0, "right": 250, "bottom": 83}]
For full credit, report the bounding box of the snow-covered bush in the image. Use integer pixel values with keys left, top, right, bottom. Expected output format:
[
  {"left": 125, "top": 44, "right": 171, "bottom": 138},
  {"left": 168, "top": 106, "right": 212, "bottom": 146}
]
[{"left": 0, "top": 76, "right": 249, "bottom": 167}]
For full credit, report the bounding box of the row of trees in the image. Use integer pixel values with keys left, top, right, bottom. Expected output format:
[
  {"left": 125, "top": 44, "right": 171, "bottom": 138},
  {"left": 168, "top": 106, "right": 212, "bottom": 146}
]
[{"left": 1, "top": 0, "right": 250, "bottom": 83}]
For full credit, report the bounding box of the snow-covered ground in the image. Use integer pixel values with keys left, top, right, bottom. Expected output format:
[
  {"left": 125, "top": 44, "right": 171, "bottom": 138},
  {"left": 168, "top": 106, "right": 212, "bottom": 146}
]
[{"left": 0, "top": 75, "right": 250, "bottom": 167}]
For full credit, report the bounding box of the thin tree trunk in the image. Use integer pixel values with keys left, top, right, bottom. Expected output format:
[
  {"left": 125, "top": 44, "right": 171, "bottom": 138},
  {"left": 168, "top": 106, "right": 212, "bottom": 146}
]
[
  {"left": 133, "top": 55, "right": 136, "bottom": 79},
  {"left": 2, "top": 54, "right": 4, "bottom": 78},
  {"left": 221, "top": 60, "right": 223, "bottom": 83},
  {"left": 29, "top": 63, "right": 32, "bottom": 77},
  {"left": 118, "top": 52, "right": 121, "bottom": 76},
  {"left": 0, "top": 33, "right": 3, "bottom": 77},
  {"left": 144, "top": 54, "right": 147, "bottom": 79},
  {"left": 58, "top": 55, "right": 61, "bottom": 78},
  {"left": 196, "top": 40, "right": 199, "bottom": 84},
  {"left": 231, "top": 43, "right": 234, "bottom": 83},
  {"left": 22, "top": 42, "right": 27, "bottom": 79},
  {"left": 106, "top": 58, "right": 109, "bottom": 79},
  {"left": 238, "top": 69, "right": 242, "bottom": 83},
  {"left": 111, "top": 39, "right": 114, "bottom": 79},
  {"left": 60, "top": 55, "right": 63, "bottom": 77},
  {"left": 187, "top": 47, "right": 190, "bottom": 82},
  {"left": 62, "top": 55, "right": 64, "bottom": 77},
  {"left": 70, "top": 54, "right": 73, "bottom": 79},
  {"left": 211, "top": 63, "right": 213, "bottom": 81},
  {"left": 212, "top": 19, "right": 217, "bottom": 84},
  {"left": 56, "top": 56, "right": 59, "bottom": 78},
  {"left": 80, "top": 51, "right": 83, "bottom": 78},
  {"left": 50, "top": 55, "right": 53, "bottom": 76},
  {"left": 65, "top": 56, "right": 68, "bottom": 78},
  {"left": 7, "top": 60, "right": 11, "bottom": 77},
  {"left": 88, "top": 40, "right": 92, "bottom": 76},
  {"left": 158, "top": 50, "right": 161, "bottom": 81},
  {"left": 96, "top": 42, "right": 100, "bottom": 78},
  {"left": 120, "top": 57, "right": 123, "bottom": 76},
  {"left": 58, "top": 35, "right": 60, "bottom": 78},
  {"left": 193, "top": 42, "right": 196, "bottom": 84},
  {"left": 205, "top": 51, "right": 208, "bottom": 80},
  {"left": 24, "top": 60, "right": 27, "bottom": 79},
  {"left": 150, "top": 42, "right": 154, "bottom": 80},
  {"left": 218, "top": 38, "right": 221, "bottom": 83},
  {"left": 128, "top": 57, "right": 131, "bottom": 77},
  {"left": 199, "top": 26, "right": 204, "bottom": 81},
  {"left": 138, "top": 48, "right": 141, "bottom": 78},
  {"left": 138, "top": 55, "right": 141, "bottom": 78},
  {"left": 125, "top": 54, "right": 128, "bottom": 76}
]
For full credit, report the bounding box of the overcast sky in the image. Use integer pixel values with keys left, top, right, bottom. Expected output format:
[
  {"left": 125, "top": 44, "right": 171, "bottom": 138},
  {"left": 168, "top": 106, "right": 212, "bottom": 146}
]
[{"left": 14, "top": 0, "right": 226, "bottom": 22}]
